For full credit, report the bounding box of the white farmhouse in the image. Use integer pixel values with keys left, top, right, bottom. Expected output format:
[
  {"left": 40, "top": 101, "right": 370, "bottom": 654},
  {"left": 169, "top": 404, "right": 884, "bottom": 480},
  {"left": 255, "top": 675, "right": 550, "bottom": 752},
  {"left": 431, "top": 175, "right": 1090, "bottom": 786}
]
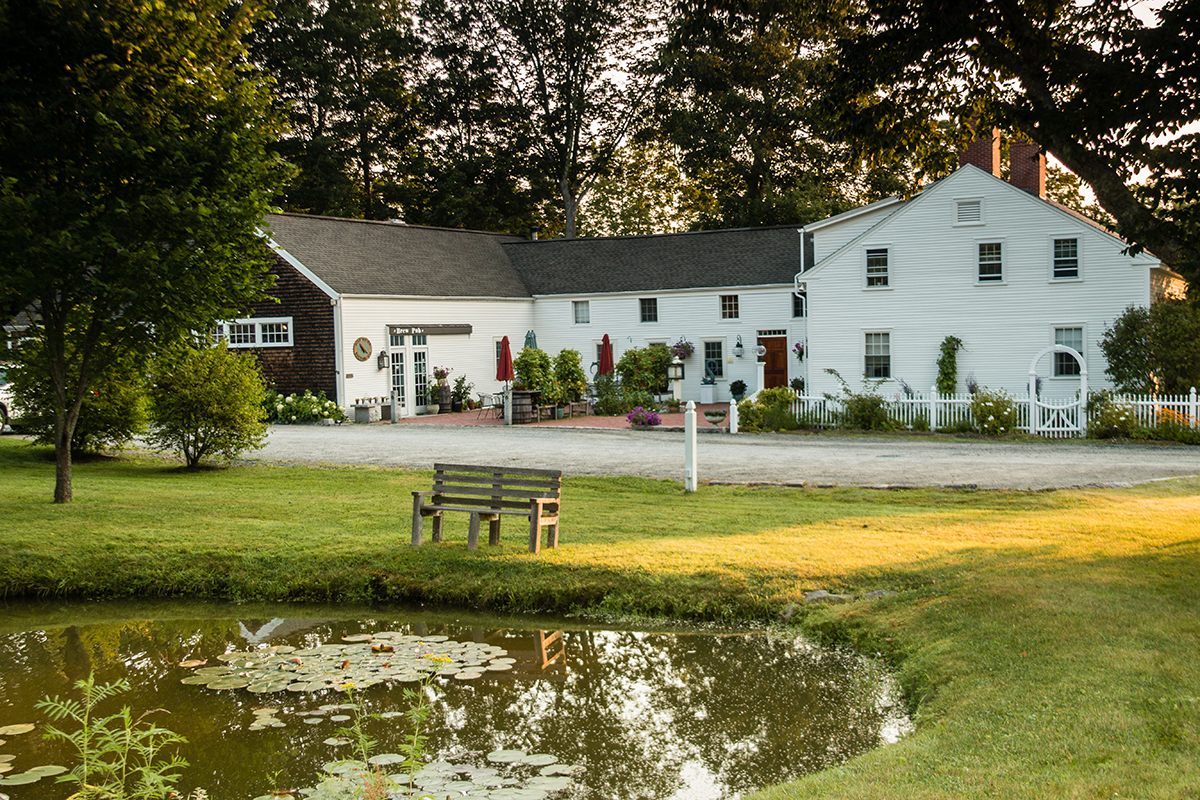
[
  {"left": 243, "top": 136, "right": 1183, "bottom": 417},
  {"left": 799, "top": 147, "right": 1183, "bottom": 400}
]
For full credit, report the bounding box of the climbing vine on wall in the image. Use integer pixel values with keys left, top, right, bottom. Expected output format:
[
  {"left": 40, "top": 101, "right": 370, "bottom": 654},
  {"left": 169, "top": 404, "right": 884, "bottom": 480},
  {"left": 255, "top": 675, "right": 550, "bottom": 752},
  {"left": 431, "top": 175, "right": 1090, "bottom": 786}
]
[{"left": 936, "top": 336, "right": 963, "bottom": 395}]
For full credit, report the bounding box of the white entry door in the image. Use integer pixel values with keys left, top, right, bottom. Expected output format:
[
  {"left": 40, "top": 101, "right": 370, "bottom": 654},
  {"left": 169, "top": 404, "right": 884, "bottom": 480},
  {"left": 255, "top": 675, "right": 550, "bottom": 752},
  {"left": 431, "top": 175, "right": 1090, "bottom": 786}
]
[{"left": 389, "top": 332, "right": 429, "bottom": 416}]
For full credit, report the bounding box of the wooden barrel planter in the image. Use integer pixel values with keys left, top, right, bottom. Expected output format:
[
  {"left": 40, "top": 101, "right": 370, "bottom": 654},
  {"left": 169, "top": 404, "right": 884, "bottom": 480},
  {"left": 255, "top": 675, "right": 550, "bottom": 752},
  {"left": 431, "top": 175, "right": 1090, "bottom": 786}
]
[{"left": 510, "top": 390, "right": 538, "bottom": 424}]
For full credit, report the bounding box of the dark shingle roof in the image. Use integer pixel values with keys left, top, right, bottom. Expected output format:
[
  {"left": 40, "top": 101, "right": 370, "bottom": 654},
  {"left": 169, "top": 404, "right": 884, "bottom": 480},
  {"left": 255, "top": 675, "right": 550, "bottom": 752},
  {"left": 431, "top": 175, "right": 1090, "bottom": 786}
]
[
  {"left": 503, "top": 226, "right": 801, "bottom": 295},
  {"left": 264, "top": 213, "right": 530, "bottom": 297}
]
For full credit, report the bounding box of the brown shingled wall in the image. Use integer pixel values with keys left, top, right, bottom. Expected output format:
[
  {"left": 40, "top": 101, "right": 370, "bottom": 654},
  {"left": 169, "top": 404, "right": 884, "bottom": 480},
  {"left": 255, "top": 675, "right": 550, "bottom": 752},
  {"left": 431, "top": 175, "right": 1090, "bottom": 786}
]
[{"left": 245, "top": 254, "right": 337, "bottom": 399}]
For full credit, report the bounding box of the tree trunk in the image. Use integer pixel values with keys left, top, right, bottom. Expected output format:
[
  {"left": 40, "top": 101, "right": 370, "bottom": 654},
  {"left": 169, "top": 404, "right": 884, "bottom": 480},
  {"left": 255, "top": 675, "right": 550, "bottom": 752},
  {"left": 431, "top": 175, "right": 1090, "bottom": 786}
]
[
  {"left": 54, "top": 423, "right": 73, "bottom": 504},
  {"left": 561, "top": 175, "right": 578, "bottom": 239}
]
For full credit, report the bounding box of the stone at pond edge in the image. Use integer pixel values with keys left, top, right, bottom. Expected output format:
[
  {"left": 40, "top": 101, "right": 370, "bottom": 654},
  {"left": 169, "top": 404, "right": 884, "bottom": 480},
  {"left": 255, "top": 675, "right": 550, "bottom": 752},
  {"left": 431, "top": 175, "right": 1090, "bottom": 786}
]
[{"left": 804, "top": 590, "right": 855, "bottom": 604}]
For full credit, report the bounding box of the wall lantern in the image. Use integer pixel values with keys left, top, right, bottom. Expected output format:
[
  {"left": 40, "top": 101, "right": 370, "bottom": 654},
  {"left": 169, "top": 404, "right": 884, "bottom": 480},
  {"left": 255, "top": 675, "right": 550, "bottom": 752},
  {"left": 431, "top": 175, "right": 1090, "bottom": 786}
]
[
  {"left": 733, "top": 335, "right": 745, "bottom": 358},
  {"left": 667, "top": 357, "right": 685, "bottom": 382},
  {"left": 377, "top": 350, "right": 389, "bottom": 370}
]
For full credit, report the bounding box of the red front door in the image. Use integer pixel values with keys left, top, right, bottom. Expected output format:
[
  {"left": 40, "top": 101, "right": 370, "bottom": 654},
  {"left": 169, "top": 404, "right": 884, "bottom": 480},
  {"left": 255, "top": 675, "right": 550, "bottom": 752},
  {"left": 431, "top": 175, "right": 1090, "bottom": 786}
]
[{"left": 759, "top": 337, "right": 787, "bottom": 388}]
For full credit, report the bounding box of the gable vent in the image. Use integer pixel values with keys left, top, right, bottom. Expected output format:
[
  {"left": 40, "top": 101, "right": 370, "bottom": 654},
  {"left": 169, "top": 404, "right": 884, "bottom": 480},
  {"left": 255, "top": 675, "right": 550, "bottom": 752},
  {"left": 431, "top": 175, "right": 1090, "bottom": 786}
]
[{"left": 957, "top": 200, "right": 982, "bottom": 223}]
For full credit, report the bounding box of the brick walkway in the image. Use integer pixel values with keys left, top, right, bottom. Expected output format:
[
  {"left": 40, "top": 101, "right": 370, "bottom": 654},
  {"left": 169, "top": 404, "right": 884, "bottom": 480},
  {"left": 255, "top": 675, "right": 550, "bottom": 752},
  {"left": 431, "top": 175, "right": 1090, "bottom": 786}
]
[{"left": 387, "top": 403, "right": 733, "bottom": 430}]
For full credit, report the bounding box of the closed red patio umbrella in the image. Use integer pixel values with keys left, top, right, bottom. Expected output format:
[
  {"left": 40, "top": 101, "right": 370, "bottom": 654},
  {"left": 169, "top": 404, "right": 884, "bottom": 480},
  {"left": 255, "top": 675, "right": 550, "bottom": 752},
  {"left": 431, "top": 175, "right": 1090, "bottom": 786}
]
[
  {"left": 598, "top": 334, "right": 614, "bottom": 375},
  {"left": 496, "top": 335, "right": 514, "bottom": 383}
]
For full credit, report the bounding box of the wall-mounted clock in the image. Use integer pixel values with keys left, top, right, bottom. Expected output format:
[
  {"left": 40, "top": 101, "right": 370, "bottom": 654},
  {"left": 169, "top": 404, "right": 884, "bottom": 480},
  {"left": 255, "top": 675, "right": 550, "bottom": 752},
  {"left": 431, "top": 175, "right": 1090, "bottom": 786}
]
[{"left": 353, "top": 337, "right": 372, "bottom": 362}]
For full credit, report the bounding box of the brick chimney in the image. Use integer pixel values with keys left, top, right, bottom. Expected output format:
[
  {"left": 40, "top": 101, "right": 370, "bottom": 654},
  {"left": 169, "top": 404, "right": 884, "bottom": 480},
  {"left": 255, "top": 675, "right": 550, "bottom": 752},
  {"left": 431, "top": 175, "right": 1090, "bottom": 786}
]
[
  {"left": 1009, "top": 141, "right": 1046, "bottom": 198},
  {"left": 958, "top": 127, "right": 1001, "bottom": 177}
]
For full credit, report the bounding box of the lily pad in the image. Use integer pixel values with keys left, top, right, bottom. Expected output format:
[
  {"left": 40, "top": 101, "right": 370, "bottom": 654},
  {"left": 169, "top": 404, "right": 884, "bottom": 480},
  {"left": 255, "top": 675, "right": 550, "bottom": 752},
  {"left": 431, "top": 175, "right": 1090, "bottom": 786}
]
[
  {"left": 208, "top": 677, "right": 252, "bottom": 690},
  {"left": 0, "top": 764, "right": 12, "bottom": 774},
  {"left": 25, "top": 765, "right": 67, "bottom": 777},
  {"left": 322, "top": 738, "right": 352, "bottom": 747},
  {"left": 340, "top": 634, "right": 374, "bottom": 643},
  {"left": 486, "top": 750, "right": 526, "bottom": 764},
  {"left": 0, "top": 756, "right": 13, "bottom": 764},
  {"left": 520, "top": 754, "right": 558, "bottom": 767},
  {"left": 179, "top": 659, "right": 208, "bottom": 668},
  {"left": 538, "top": 764, "right": 583, "bottom": 776},
  {"left": 366, "top": 754, "right": 405, "bottom": 766},
  {"left": 0, "top": 726, "right": 34, "bottom": 737},
  {"left": 0, "top": 773, "right": 41, "bottom": 786}
]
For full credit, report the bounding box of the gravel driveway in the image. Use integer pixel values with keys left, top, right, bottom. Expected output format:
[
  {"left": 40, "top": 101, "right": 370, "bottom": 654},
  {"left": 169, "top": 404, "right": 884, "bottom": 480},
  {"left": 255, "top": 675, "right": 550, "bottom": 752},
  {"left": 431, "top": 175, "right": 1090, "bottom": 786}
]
[{"left": 255, "top": 424, "right": 1200, "bottom": 490}]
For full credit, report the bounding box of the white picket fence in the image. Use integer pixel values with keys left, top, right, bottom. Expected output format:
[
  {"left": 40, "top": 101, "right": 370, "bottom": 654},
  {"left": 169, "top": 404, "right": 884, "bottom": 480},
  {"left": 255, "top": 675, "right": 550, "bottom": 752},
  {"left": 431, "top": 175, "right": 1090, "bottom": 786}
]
[{"left": 784, "top": 387, "right": 1199, "bottom": 438}]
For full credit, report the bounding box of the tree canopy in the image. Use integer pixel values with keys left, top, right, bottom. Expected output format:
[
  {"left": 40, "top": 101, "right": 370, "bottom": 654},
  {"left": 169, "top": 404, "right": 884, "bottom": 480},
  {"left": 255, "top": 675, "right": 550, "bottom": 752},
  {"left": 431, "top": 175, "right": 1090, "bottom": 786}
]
[
  {"left": 0, "top": 0, "right": 286, "bottom": 501},
  {"left": 828, "top": 0, "right": 1200, "bottom": 284}
]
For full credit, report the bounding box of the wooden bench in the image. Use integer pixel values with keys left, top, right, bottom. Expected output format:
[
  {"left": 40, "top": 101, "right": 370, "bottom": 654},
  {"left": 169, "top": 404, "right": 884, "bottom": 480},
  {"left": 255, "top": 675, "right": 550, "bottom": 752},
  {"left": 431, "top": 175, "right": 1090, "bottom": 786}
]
[{"left": 411, "top": 463, "right": 562, "bottom": 553}]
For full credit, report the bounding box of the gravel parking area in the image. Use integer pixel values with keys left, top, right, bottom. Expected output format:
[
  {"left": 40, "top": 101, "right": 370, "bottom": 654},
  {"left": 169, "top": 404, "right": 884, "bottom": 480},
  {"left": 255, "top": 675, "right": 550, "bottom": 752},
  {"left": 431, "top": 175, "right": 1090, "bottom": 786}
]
[{"left": 255, "top": 421, "right": 1200, "bottom": 490}]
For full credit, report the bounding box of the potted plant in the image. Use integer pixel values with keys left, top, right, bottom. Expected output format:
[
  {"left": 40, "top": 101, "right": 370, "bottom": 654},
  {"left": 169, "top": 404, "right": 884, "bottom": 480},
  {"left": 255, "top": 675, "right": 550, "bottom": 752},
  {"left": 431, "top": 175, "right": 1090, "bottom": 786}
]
[
  {"left": 424, "top": 382, "right": 440, "bottom": 414},
  {"left": 627, "top": 406, "right": 661, "bottom": 428},
  {"left": 729, "top": 379, "right": 747, "bottom": 402},
  {"left": 670, "top": 338, "right": 695, "bottom": 361},
  {"left": 451, "top": 374, "right": 474, "bottom": 413}
]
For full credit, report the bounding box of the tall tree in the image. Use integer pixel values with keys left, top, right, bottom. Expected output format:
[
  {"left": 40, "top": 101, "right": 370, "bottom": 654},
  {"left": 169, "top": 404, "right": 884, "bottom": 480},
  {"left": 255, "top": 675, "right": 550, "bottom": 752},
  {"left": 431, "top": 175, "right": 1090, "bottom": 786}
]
[
  {"left": 829, "top": 0, "right": 1200, "bottom": 285},
  {"left": 475, "top": 0, "right": 662, "bottom": 237},
  {"left": 249, "top": 0, "right": 422, "bottom": 219},
  {"left": 654, "top": 0, "right": 889, "bottom": 229},
  {"left": 0, "top": 0, "right": 286, "bottom": 502},
  {"left": 402, "top": 0, "right": 553, "bottom": 232}
]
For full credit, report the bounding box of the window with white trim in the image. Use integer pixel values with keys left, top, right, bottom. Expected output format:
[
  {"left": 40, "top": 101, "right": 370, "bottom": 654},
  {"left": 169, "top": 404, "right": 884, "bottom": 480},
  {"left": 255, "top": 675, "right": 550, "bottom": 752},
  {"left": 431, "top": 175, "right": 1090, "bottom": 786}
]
[
  {"left": 573, "top": 300, "right": 590, "bottom": 324},
  {"left": 703, "top": 340, "right": 724, "bottom": 378},
  {"left": 1053, "top": 238, "right": 1079, "bottom": 279},
  {"left": 866, "top": 248, "right": 889, "bottom": 287},
  {"left": 1054, "top": 327, "right": 1083, "bottom": 376},
  {"left": 720, "top": 295, "right": 739, "bottom": 319},
  {"left": 865, "top": 332, "right": 890, "bottom": 378},
  {"left": 639, "top": 298, "right": 658, "bottom": 323},
  {"left": 978, "top": 242, "right": 1003, "bottom": 282},
  {"left": 792, "top": 292, "right": 806, "bottom": 318},
  {"left": 215, "top": 317, "right": 293, "bottom": 348}
]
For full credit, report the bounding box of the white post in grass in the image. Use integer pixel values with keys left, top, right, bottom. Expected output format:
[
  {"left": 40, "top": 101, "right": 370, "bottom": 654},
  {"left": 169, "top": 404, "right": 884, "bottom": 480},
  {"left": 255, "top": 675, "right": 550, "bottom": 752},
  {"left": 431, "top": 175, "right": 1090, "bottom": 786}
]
[{"left": 684, "top": 400, "right": 697, "bottom": 492}]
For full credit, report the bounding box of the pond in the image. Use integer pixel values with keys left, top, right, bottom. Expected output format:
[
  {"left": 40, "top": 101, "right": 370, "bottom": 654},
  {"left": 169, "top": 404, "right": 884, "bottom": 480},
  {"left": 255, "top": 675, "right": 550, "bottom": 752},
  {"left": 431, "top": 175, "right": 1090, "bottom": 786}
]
[{"left": 0, "top": 601, "right": 910, "bottom": 800}]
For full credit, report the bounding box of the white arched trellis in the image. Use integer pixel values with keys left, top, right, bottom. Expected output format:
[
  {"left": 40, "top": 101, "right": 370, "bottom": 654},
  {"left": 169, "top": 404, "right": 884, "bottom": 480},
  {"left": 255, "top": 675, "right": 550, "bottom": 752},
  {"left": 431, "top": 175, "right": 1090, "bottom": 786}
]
[{"left": 1028, "top": 345, "right": 1088, "bottom": 437}]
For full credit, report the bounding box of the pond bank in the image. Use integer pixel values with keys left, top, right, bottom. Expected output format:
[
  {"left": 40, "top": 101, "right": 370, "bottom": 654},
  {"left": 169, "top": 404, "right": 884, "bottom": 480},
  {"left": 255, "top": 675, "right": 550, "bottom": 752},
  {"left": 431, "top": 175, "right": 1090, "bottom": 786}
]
[{"left": 3, "top": 439, "right": 1200, "bottom": 798}]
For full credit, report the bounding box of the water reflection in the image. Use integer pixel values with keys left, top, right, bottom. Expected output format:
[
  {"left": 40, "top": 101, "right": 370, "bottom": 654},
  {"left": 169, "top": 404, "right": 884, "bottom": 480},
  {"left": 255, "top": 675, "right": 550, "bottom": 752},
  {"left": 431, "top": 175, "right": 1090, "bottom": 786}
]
[{"left": 0, "top": 605, "right": 909, "bottom": 800}]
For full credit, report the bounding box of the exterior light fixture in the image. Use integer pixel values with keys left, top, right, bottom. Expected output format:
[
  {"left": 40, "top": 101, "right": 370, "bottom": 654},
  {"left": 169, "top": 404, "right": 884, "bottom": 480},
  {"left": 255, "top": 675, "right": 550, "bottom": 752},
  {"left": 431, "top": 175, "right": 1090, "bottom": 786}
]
[
  {"left": 377, "top": 350, "right": 389, "bottom": 370},
  {"left": 667, "top": 357, "right": 685, "bottom": 382},
  {"left": 733, "top": 335, "right": 745, "bottom": 358}
]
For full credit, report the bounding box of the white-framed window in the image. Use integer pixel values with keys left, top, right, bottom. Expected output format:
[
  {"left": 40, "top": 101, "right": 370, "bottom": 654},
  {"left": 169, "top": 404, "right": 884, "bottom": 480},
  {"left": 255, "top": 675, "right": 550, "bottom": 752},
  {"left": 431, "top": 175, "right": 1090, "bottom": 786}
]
[
  {"left": 978, "top": 241, "right": 1003, "bottom": 282},
  {"left": 573, "top": 300, "right": 590, "bottom": 324},
  {"left": 865, "top": 332, "right": 891, "bottom": 378},
  {"left": 865, "top": 247, "right": 890, "bottom": 288},
  {"left": 792, "top": 292, "right": 806, "bottom": 318},
  {"left": 1054, "top": 327, "right": 1083, "bottom": 376},
  {"left": 720, "top": 295, "right": 739, "bottom": 320},
  {"left": 1052, "top": 237, "right": 1080, "bottom": 280},
  {"left": 215, "top": 317, "right": 293, "bottom": 348},
  {"left": 955, "top": 198, "right": 984, "bottom": 225},
  {"left": 703, "top": 340, "right": 724, "bottom": 379},
  {"left": 639, "top": 298, "right": 658, "bottom": 323}
]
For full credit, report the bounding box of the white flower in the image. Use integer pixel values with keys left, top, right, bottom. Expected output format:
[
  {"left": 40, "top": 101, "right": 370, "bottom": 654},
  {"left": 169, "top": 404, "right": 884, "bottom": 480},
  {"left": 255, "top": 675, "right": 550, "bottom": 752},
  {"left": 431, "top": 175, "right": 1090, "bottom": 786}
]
[
  {"left": 276, "top": 404, "right": 284, "bottom": 412},
  {"left": 988, "top": 415, "right": 995, "bottom": 421},
  {"left": 290, "top": 415, "right": 297, "bottom": 421},
  {"left": 285, "top": 396, "right": 294, "bottom": 403}
]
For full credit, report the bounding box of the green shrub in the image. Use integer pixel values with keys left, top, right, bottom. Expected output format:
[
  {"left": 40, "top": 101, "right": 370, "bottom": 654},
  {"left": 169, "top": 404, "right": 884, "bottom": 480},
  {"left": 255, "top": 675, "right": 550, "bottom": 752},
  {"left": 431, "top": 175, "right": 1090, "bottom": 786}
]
[
  {"left": 553, "top": 349, "right": 588, "bottom": 400},
  {"left": 936, "top": 336, "right": 963, "bottom": 395},
  {"left": 8, "top": 341, "right": 147, "bottom": 455},
  {"left": 824, "top": 369, "right": 893, "bottom": 431},
  {"left": 593, "top": 373, "right": 626, "bottom": 416},
  {"left": 513, "top": 347, "right": 553, "bottom": 393},
  {"left": 1147, "top": 408, "right": 1200, "bottom": 444},
  {"left": 147, "top": 343, "right": 269, "bottom": 467},
  {"left": 265, "top": 389, "right": 345, "bottom": 423},
  {"left": 615, "top": 344, "right": 671, "bottom": 394},
  {"left": 1087, "top": 391, "right": 1137, "bottom": 438},
  {"left": 451, "top": 374, "right": 475, "bottom": 406},
  {"left": 736, "top": 386, "right": 799, "bottom": 432},
  {"left": 969, "top": 388, "right": 1018, "bottom": 436}
]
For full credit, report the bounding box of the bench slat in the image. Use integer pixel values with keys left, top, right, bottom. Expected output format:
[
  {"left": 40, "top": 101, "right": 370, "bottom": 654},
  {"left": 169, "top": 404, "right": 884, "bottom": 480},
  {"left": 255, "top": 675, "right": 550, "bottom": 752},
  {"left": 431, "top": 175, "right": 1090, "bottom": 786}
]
[
  {"left": 433, "top": 483, "right": 559, "bottom": 501},
  {"left": 434, "top": 463, "right": 562, "bottom": 479},
  {"left": 432, "top": 473, "right": 561, "bottom": 490},
  {"left": 422, "top": 505, "right": 553, "bottom": 517},
  {"left": 430, "top": 496, "right": 559, "bottom": 511}
]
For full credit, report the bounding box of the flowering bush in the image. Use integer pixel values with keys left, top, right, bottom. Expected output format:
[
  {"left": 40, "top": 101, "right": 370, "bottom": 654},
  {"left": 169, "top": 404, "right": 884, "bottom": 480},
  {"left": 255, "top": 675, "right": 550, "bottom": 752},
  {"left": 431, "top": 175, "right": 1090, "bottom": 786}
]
[
  {"left": 669, "top": 338, "right": 694, "bottom": 360},
  {"left": 626, "top": 406, "right": 661, "bottom": 427},
  {"left": 432, "top": 365, "right": 452, "bottom": 382},
  {"left": 969, "top": 388, "right": 1018, "bottom": 436},
  {"left": 264, "top": 389, "right": 344, "bottom": 423},
  {"left": 793, "top": 341, "right": 806, "bottom": 362},
  {"left": 1088, "top": 397, "right": 1138, "bottom": 438}
]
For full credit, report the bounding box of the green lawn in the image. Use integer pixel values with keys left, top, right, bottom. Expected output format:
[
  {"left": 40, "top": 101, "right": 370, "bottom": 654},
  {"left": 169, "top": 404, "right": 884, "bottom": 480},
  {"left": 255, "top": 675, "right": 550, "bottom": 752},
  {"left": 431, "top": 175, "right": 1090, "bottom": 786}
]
[{"left": 3, "top": 436, "right": 1199, "bottom": 798}]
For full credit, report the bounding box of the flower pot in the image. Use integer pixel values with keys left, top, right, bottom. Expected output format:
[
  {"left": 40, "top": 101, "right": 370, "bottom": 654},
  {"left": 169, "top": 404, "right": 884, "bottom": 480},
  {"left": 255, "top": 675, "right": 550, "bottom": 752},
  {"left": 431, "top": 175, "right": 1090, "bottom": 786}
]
[
  {"left": 451, "top": 398, "right": 463, "bottom": 413},
  {"left": 704, "top": 410, "right": 728, "bottom": 426}
]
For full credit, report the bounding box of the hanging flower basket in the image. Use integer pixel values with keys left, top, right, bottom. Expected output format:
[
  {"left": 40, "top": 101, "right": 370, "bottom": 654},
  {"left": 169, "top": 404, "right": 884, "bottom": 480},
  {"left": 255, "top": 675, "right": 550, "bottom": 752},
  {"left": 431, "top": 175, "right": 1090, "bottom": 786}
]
[{"left": 670, "top": 338, "right": 695, "bottom": 360}]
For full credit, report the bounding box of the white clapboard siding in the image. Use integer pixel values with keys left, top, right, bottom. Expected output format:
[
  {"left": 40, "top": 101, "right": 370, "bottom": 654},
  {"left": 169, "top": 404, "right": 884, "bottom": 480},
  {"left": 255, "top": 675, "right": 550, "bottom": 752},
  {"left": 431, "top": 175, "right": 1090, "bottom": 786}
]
[{"left": 803, "top": 166, "right": 1158, "bottom": 399}]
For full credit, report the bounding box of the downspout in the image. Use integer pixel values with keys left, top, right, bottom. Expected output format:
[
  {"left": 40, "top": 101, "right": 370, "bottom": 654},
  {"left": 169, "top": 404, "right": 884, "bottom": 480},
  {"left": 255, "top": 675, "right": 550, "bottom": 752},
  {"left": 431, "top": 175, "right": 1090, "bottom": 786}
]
[{"left": 332, "top": 297, "right": 345, "bottom": 408}]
